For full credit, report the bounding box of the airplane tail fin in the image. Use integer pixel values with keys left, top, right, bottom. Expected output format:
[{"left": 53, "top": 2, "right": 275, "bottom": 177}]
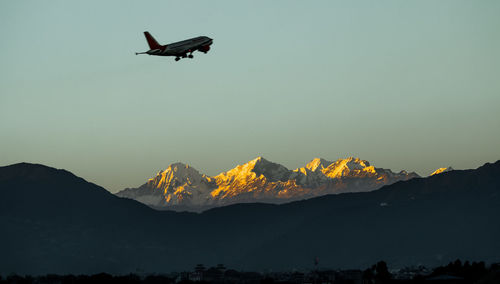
[{"left": 144, "top": 31, "right": 162, "bottom": 49}]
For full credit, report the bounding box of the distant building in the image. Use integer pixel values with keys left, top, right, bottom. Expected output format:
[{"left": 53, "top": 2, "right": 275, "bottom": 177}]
[
  {"left": 203, "top": 264, "right": 225, "bottom": 282},
  {"left": 394, "top": 266, "right": 430, "bottom": 280},
  {"left": 189, "top": 264, "right": 205, "bottom": 282},
  {"left": 336, "top": 269, "right": 363, "bottom": 284},
  {"left": 290, "top": 271, "right": 305, "bottom": 283}
]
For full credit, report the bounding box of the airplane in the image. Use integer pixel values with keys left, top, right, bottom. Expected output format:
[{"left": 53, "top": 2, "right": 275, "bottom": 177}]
[{"left": 136, "top": 31, "right": 213, "bottom": 61}]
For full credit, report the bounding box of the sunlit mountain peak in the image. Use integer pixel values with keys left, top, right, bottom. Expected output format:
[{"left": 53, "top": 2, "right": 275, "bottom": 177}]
[
  {"left": 214, "top": 157, "right": 289, "bottom": 183},
  {"left": 152, "top": 162, "right": 198, "bottom": 178},
  {"left": 430, "top": 167, "right": 454, "bottom": 176},
  {"left": 305, "top": 158, "right": 332, "bottom": 172},
  {"left": 117, "top": 157, "right": 420, "bottom": 211},
  {"left": 164, "top": 162, "right": 191, "bottom": 172},
  {"left": 243, "top": 156, "right": 275, "bottom": 170},
  {"left": 321, "top": 157, "right": 373, "bottom": 178},
  {"left": 249, "top": 156, "right": 267, "bottom": 164}
]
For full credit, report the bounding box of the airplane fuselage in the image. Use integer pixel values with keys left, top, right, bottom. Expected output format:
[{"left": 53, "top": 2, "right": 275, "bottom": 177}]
[{"left": 137, "top": 32, "right": 213, "bottom": 61}]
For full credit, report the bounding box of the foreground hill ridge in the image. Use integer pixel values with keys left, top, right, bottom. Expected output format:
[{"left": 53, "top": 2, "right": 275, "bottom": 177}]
[
  {"left": 117, "top": 156, "right": 427, "bottom": 211},
  {"left": 1, "top": 160, "right": 499, "bottom": 274}
]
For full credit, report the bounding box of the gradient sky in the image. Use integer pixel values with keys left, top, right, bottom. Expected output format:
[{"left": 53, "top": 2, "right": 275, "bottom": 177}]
[{"left": 1, "top": 1, "right": 499, "bottom": 193}]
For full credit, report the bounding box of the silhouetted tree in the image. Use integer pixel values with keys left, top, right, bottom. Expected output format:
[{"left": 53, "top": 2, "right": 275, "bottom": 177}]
[
  {"left": 363, "top": 267, "right": 375, "bottom": 284},
  {"left": 374, "top": 261, "right": 391, "bottom": 284},
  {"left": 452, "top": 259, "right": 463, "bottom": 274},
  {"left": 260, "top": 277, "right": 276, "bottom": 284},
  {"left": 143, "top": 275, "right": 174, "bottom": 284},
  {"left": 467, "top": 261, "right": 487, "bottom": 281},
  {"left": 114, "top": 274, "right": 141, "bottom": 284},
  {"left": 6, "top": 275, "right": 27, "bottom": 284},
  {"left": 430, "top": 259, "right": 492, "bottom": 283}
]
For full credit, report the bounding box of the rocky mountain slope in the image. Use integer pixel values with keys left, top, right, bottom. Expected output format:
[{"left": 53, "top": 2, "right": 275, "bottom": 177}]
[{"left": 117, "top": 157, "right": 420, "bottom": 211}]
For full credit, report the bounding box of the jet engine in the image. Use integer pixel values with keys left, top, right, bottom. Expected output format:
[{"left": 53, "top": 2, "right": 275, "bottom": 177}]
[{"left": 199, "top": 45, "right": 210, "bottom": 53}]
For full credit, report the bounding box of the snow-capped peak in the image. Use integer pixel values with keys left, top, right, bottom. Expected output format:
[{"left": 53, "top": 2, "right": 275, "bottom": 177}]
[
  {"left": 305, "top": 158, "right": 333, "bottom": 172},
  {"left": 246, "top": 156, "right": 274, "bottom": 171},
  {"left": 322, "top": 157, "right": 374, "bottom": 178},
  {"left": 430, "top": 167, "right": 454, "bottom": 176},
  {"left": 117, "top": 157, "right": 421, "bottom": 212},
  {"left": 215, "top": 157, "right": 290, "bottom": 183},
  {"left": 148, "top": 162, "right": 206, "bottom": 190}
]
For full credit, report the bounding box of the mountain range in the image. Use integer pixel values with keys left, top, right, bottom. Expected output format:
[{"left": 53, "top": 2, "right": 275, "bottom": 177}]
[
  {"left": 116, "top": 157, "right": 420, "bottom": 211},
  {"left": 1, "top": 160, "right": 499, "bottom": 275}
]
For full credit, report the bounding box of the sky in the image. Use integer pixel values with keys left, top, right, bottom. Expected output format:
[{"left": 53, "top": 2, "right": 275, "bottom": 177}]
[{"left": 1, "top": 1, "right": 499, "bottom": 193}]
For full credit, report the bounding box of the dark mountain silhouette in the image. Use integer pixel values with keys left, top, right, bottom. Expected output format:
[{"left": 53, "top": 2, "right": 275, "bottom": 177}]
[
  {"left": 0, "top": 163, "right": 196, "bottom": 275},
  {"left": 1, "top": 161, "right": 499, "bottom": 275}
]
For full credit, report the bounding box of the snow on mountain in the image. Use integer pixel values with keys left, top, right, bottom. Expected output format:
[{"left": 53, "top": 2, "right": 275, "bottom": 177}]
[
  {"left": 210, "top": 157, "right": 305, "bottom": 203},
  {"left": 116, "top": 157, "right": 420, "bottom": 211},
  {"left": 430, "top": 166, "right": 454, "bottom": 176},
  {"left": 304, "top": 158, "right": 333, "bottom": 172},
  {"left": 117, "top": 163, "right": 215, "bottom": 209}
]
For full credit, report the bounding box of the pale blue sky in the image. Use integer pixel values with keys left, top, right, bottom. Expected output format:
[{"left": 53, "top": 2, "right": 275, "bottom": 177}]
[{"left": 1, "top": 1, "right": 499, "bottom": 192}]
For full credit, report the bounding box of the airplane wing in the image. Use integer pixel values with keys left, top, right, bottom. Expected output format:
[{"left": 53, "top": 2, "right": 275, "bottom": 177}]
[
  {"left": 170, "top": 43, "right": 210, "bottom": 56},
  {"left": 192, "top": 42, "right": 211, "bottom": 53}
]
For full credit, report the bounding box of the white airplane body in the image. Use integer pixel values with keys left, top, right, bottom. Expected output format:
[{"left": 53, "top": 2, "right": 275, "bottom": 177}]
[{"left": 136, "top": 31, "right": 213, "bottom": 61}]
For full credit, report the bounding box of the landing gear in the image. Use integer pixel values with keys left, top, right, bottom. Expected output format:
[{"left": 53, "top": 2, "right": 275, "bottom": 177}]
[{"left": 174, "top": 53, "right": 192, "bottom": 61}]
